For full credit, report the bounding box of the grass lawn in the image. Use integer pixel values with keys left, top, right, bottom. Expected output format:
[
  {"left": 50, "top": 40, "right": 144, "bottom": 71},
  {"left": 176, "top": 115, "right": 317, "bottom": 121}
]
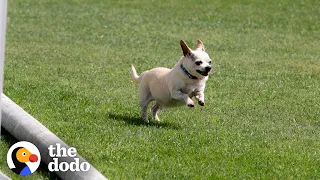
[{"left": 1, "top": 0, "right": 320, "bottom": 179}]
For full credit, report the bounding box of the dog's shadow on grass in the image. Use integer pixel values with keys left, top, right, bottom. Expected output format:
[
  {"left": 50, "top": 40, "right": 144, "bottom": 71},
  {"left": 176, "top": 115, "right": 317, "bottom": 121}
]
[{"left": 108, "top": 113, "right": 181, "bottom": 130}]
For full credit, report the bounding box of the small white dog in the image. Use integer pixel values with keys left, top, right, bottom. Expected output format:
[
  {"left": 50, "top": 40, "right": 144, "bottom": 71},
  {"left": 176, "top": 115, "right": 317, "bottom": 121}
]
[{"left": 131, "top": 40, "right": 212, "bottom": 122}]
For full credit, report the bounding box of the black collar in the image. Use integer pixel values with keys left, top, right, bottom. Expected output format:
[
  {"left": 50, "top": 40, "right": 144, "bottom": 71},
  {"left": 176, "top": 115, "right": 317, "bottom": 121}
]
[{"left": 180, "top": 63, "right": 197, "bottom": 79}]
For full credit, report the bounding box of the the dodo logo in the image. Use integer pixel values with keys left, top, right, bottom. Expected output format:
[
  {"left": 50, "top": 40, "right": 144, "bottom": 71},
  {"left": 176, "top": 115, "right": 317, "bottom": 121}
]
[{"left": 7, "top": 141, "right": 41, "bottom": 176}]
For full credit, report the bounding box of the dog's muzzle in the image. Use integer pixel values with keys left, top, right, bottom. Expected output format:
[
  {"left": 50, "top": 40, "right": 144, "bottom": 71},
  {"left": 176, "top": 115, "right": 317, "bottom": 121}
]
[
  {"left": 205, "top": 66, "right": 211, "bottom": 72},
  {"left": 196, "top": 66, "right": 211, "bottom": 76}
]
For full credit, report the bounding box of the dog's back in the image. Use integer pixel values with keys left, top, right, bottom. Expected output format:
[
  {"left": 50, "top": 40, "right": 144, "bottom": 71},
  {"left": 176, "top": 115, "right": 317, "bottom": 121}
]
[
  {"left": 137, "top": 67, "right": 171, "bottom": 97},
  {"left": 142, "top": 67, "right": 171, "bottom": 100}
]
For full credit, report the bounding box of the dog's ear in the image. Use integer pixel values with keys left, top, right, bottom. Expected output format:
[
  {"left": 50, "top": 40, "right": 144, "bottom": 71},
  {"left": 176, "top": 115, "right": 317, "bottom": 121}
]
[
  {"left": 196, "top": 39, "right": 205, "bottom": 51},
  {"left": 180, "top": 40, "right": 191, "bottom": 56}
]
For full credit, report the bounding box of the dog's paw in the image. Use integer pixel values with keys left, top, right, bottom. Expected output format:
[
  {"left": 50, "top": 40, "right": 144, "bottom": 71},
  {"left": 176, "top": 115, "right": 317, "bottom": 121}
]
[
  {"left": 154, "top": 116, "right": 160, "bottom": 121},
  {"left": 142, "top": 117, "right": 149, "bottom": 123},
  {"left": 186, "top": 98, "right": 195, "bottom": 107},
  {"left": 198, "top": 100, "right": 205, "bottom": 106},
  {"left": 187, "top": 103, "right": 195, "bottom": 107}
]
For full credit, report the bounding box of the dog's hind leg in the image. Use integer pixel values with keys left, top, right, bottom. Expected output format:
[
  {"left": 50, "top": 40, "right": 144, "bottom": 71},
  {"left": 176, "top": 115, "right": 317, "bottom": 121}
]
[
  {"left": 151, "top": 102, "right": 161, "bottom": 121},
  {"left": 139, "top": 93, "right": 154, "bottom": 123}
]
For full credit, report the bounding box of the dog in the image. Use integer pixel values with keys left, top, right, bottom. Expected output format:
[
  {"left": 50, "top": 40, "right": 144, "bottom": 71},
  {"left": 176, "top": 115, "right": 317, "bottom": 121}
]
[{"left": 131, "top": 40, "right": 212, "bottom": 122}]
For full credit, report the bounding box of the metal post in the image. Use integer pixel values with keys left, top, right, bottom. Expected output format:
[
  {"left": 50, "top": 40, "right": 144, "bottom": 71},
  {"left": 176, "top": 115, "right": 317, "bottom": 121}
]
[{"left": 0, "top": 0, "right": 8, "bottom": 136}]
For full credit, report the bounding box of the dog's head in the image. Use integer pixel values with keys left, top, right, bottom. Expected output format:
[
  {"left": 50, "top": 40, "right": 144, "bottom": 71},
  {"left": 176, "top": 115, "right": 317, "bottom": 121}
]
[{"left": 180, "top": 40, "right": 212, "bottom": 78}]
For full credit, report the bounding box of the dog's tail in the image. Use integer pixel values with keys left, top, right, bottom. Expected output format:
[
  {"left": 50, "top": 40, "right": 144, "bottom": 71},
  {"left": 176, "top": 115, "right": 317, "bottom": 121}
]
[{"left": 131, "top": 64, "right": 145, "bottom": 84}]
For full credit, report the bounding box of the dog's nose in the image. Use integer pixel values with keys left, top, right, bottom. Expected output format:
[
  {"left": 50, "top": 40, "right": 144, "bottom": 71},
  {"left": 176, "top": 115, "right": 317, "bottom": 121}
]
[{"left": 205, "top": 66, "right": 211, "bottom": 72}]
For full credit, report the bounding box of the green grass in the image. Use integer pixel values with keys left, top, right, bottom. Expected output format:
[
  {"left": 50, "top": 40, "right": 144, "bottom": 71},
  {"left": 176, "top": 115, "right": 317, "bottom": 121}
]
[{"left": 1, "top": 0, "right": 320, "bottom": 179}]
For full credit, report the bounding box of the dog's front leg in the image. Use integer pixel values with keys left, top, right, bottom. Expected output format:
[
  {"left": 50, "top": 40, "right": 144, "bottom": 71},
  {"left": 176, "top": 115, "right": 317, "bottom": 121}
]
[
  {"left": 171, "top": 90, "right": 195, "bottom": 107},
  {"left": 195, "top": 91, "right": 205, "bottom": 106}
]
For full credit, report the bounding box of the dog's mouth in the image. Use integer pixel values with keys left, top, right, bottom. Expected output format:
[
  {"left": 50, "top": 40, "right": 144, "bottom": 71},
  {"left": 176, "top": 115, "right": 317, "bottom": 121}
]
[{"left": 196, "top": 70, "right": 209, "bottom": 76}]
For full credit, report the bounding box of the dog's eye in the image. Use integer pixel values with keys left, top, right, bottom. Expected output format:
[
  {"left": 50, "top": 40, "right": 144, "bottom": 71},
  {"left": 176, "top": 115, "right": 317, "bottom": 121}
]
[
  {"left": 195, "top": 61, "right": 202, "bottom": 66},
  {"left": 209, "top": 61, "right": 212, "bottom": 65}
]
